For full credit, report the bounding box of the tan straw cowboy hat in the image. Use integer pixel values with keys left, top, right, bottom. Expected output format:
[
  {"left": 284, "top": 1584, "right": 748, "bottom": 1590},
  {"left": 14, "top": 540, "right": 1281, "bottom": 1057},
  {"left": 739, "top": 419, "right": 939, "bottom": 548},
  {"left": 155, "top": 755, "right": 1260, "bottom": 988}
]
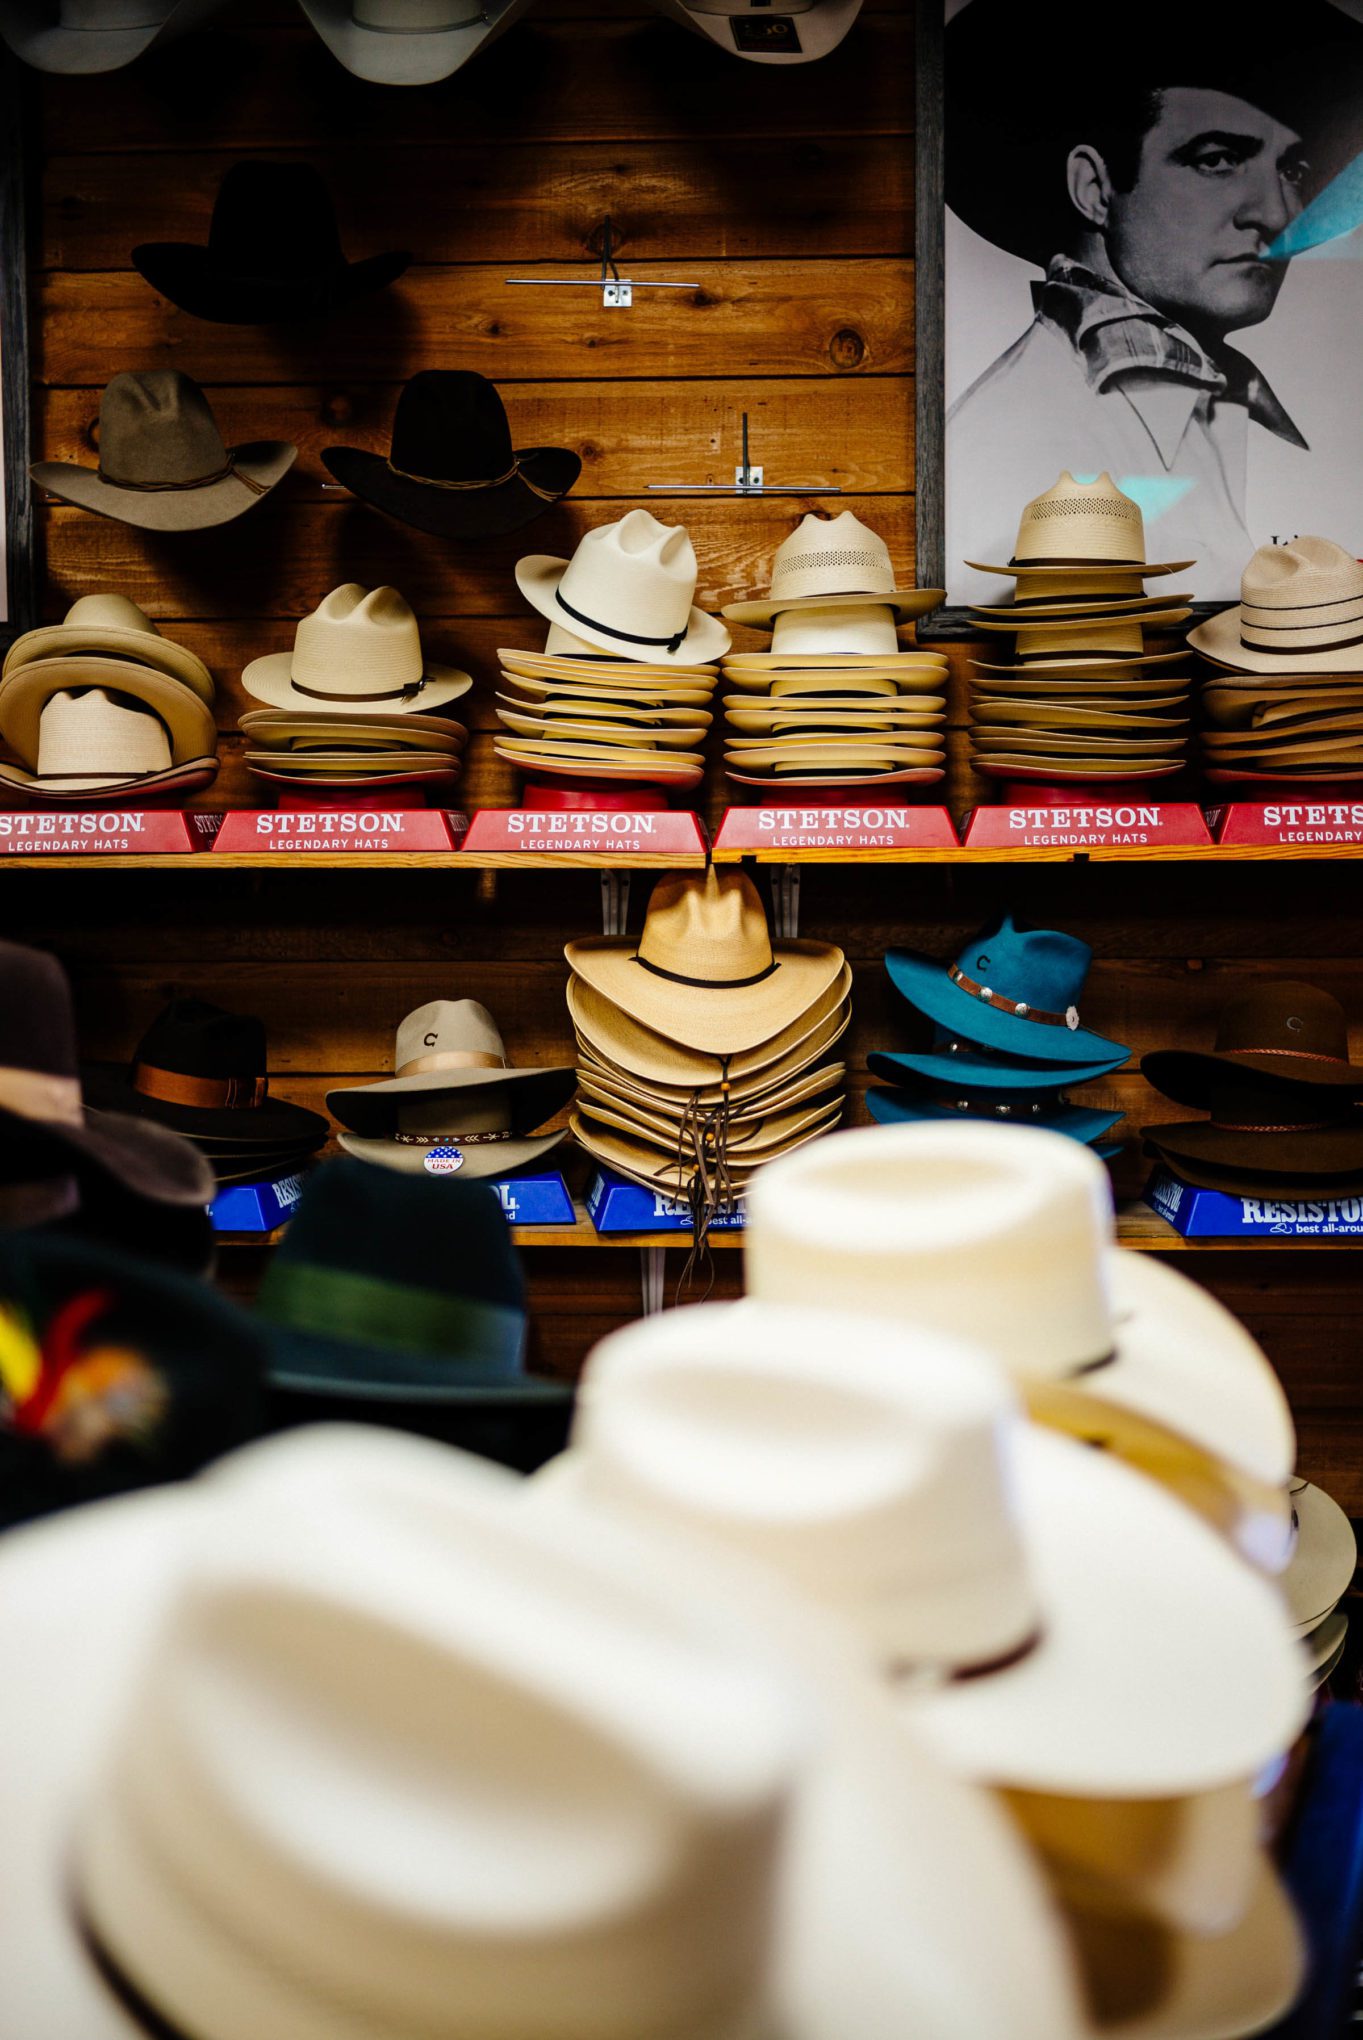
[
  {"left": 242, "top": 584, "right": 472, "bottom": 714},
  {"left": 4, "top": 596, "right": 214, "bottom": 703},
  {"left": 0, "top": 688, "right": 218, "bottom": 805},
  {"left": 517, "top": 510, "right": 729, "bottom": 666},
  {"left": 723, "top": 511, "right": 943, "bottom": 628},
  {"left": 966, "top": 473, "right": 1192, "bottom": 579},
  {"left": 1189, "top": 537, "right": 1363, "bottom": 674}
]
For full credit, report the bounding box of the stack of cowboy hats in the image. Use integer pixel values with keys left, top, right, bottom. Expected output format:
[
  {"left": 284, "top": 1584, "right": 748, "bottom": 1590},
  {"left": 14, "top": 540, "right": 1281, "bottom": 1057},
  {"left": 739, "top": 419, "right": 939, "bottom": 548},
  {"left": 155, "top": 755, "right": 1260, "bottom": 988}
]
[
  {"left": 564, "top": 868, "right": 848, "bottom": 1206},
  {"left": 650, "top": 0, "right": 864, "bottom": 64},
  {"left": 0, "top": 596, "right": 220, "bottom": 807},
  {"left": 495, "top": 511, "right": 726, "bottom": 798},
  {"left": 965, "top": 472, "right": 1194, "bottom": 787},
  {"left": 239, "top": 584, "right": 471, "bottom": 797},
  {"left": 83, "top": 998, "right": 329, "bottom": 1193},
  {"left": 718, "top": 512, "right": 948, "bottom": 791},
  {"left": 866, "top": 915, "right": 1129, "bottom": 1157},
  {"left": 325, "top": 1000, "right": 576, "bottom": 1180},
  {"left": 1282, "top": 1477, "right": 1357, "bottom": 1693},
  {"left": 1190, "top": 539, "right": 1363, "bottom": 785},
  {"left": 1140, "top": 982, "right": 1363, "bottom": 1199}
]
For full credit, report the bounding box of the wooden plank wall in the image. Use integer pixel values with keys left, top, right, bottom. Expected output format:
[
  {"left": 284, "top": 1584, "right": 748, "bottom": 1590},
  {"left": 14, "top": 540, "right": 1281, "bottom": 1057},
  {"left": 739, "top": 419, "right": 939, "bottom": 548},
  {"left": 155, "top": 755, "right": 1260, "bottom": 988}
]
[{"left": 16, "top": 0, "right": 1363, "bottom": 1502}]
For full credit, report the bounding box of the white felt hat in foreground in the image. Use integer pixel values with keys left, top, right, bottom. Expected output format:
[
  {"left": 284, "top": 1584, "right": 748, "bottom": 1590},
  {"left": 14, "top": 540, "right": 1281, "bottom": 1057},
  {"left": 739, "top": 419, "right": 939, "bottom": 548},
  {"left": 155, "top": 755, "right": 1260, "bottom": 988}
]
[
  {"left": 541, "top": 1301, "right": 1307, "bottom": 1799},
  {"left": 0, "top": 1423, "right": 1087, "bottom": 2040}
]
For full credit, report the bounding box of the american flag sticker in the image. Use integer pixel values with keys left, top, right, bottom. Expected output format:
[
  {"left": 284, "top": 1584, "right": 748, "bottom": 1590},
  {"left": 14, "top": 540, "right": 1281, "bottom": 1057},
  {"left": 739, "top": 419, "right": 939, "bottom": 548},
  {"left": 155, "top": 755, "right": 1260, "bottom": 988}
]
[{"left": 422, "top": 1147, "right": 465, "bottom": 1176}]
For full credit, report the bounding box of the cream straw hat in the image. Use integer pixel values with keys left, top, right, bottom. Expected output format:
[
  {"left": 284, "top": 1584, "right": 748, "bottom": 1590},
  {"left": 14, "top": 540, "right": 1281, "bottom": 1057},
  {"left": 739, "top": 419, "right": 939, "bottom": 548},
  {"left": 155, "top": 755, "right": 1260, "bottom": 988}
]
[
  {"left": 241, "top": 584, "right": 472, "bottom": 714},
  {"left": 517, "top": 510, "right": 730, "bottom": 666},
  {"left": 966, "top": 473, "right": 1192, "bottom": 578},
  {"left": 4, "top": 594, "right": 214, "bottom": 702},
  {"left": 1189, "top": 537, "right": 1363, "bottom": 674},
  {"left": 723, "top": 511, "right": 943, "bottom": 627}
]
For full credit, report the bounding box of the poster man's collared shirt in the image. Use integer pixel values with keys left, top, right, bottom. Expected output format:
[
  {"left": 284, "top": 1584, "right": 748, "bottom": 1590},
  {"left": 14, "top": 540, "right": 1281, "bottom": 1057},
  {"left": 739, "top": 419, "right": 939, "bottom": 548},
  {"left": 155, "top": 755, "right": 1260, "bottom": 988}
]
[{"left": 946, "top": 259, "right": 1307, "bottom": 604}]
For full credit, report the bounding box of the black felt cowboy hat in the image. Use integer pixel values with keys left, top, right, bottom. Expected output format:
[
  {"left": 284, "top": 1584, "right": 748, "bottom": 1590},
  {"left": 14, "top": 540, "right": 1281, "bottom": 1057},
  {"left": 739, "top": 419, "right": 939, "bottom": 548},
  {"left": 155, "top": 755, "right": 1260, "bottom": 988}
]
[
  {"left": 132, "top": 160, "right": 411, "bottom": 325},
  {"left": 83, "top": 998, "right": 330, "bottom": 1150},
  {"left": 944, "top": 0, "right": 1363, "bottom": 269},
  {"left": 323, "top": 371, "right": 581, "bottom": 540}
]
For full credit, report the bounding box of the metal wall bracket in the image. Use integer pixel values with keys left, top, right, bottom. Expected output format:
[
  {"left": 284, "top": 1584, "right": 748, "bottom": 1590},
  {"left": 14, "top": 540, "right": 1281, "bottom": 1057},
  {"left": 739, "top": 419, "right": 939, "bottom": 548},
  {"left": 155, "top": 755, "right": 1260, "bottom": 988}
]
[
  {"left": 507, "top": 218, "right": 695, "bottom": 311},
  {"left": 600, "top": 869, "right": 632, "bottom": 937},
  {"left": 650, "top": 412, "right": 842, "bottom": 497},
  {"left": 772, "top": 863, "right": 801, "bottom": 940},
  {"left": 640, "top": 1246, "right": 667, "bottom": 1316}
]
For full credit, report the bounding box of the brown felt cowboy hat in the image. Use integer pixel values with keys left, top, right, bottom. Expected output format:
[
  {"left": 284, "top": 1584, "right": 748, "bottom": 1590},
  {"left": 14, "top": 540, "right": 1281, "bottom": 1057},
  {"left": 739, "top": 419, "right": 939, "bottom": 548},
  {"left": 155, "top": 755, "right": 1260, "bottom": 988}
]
[
  {"left": 1142, "top": 984, "right": 1363, "bottom": 1106},
  {"left": 1142, "top": 1097, "right": 1363, "bottom": 1184},
  {"left": 30, "top": 371, "right": 295, "bottom": 531}
]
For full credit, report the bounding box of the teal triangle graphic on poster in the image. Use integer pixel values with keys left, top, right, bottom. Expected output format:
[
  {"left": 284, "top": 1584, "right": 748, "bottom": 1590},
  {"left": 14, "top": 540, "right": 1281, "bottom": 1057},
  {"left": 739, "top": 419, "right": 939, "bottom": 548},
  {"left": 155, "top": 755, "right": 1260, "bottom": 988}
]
[{"left": 1268, "top": 153, "right": 1363, "bottom": 258}]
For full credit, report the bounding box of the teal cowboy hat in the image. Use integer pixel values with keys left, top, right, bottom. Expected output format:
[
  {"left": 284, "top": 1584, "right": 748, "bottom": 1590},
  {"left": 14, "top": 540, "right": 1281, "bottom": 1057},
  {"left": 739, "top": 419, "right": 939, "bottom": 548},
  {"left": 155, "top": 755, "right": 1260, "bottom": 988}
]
[
  {"left": 884, "top": 918, "right": 1129, "bottom": 1069},
  {"left": 865, "top": 1085, "right": 1122, "bottom": 1148},
  {"left": 868, "top": 1025, "right": 1127, "bottom": 1095}
]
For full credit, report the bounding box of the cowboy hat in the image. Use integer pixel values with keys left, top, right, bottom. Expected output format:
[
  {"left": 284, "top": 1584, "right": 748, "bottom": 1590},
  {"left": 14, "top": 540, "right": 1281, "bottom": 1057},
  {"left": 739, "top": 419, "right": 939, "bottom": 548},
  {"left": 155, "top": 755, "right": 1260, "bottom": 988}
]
[
  {"left": 567, "top": 869, "right": 844, "bottom": 1057},
  {"left": 132, "top": 159, "right": 409, "bottom": 324},
  {"left": 501, "top": 648, "right": 721, "bottom": 686},
  {"left": 965, "top": 474, "right": 1193, "bottom": 579},
  {"left": 0, "top": 657, "right": 217, "bottom": 768},
  {"left": 241, "top": 583, "right": 472, "bottom": 714},
  {"left": 768, "top": 603, "right": 905, "bottom": 655},
  {"left": 517, "top": 511, "right": 730, "bottom": 667},
  {"left": 1141, "top": 1099, "right": 1363, "bottom": 1183},
  {"left": 298, "top": 0, "right": 535, "bottom": 83},
  {"left": 1282, "top": 1478, "right": 1357, "bottom": 1632},
  {"left": 1143, "top": 983, "right": 1363, "bottom": 1105},
  {"left": 0, "top": 941, "right": 213, "bottom": 1218},
  {"left": 722, "top": 512, "right": 942, "bottom": 628},
  {"left": 865, "top": 1038, "right": 1126, "bottom": 1092},
  {"left": 744, "top": 1124, "right": 1297, "bottom": 1501},
  {"left": 866, "top": 1085, "right": 1123, "bottom": 1147},
  {"left": 324, "top": 371, "right": 580, "bottom": 539},
  {"left": 1190, "top": 538, "right": 1363, "bottom": 674},
  {"left": 494, "top": 740, "right": 705, "bottom": 788},
  {"left": 30, "top": 371, "right": 295, "bottom": 530},
  {"left": 499, "top": 709, "right": 706, "bottom": 748},
  {"left": 4, "top": 595, "right": 214, "bottom": 702},
  {"left": 972, "top": 649, "right": 1187, "bottom": 676},
  {"left": 83, "top": 998, "right": 329, "bottom": 1154},
  {"left": 569, "top": 1112, "right": 831, "bottom": 1199},
  {"left": 0, "top": 1422, "right": 1089, "bottom": 2040},
  {"left": 0, "top": 0, "right": 221, "bottom": 71},
  {"left": 885, "top": 916, "right": 1129, "bottom": 1069},
  {"left": 973, "top": 757, "right": 1183, "bottom": 782},
  {"left": 541, "top": 1298, "right": 1305, "bottom": 1797},
  {"left": 0, "top": 692, "right": 218, "bottom": 806},
  {"left": 571, "top": 972, "right": 852, "bottom": 1094},
  {"left": 240, "top": 707, "right": 468, "bottom": 750},
  {"left": 646, "top": 0, "right": 865, "bottom": 67}
]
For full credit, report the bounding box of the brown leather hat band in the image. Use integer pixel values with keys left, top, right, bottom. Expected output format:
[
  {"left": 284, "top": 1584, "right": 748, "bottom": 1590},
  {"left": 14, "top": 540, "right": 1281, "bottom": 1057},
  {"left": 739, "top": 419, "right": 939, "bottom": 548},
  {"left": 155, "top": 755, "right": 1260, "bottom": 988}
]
[
  {"left": 948, "top": 963, "right": 1080, "bottom": 1032},
  {"left": 0, "top": 1065, "right": 84, "bottom": 1128},
  {"left": 1234, "top": 1046, "right": 1353, "bottom": 1065},
  {"left": 391, "top": 1128, "right": 515, "bottom": 1147},
  {"left": 1215, "top": 1120, "right": 1337, "bottom": 1134},
  {"left": 133, "top": 1062, "right": 269, "bottom": 1111},
  {"left": 97, "top": 462, "right": 271, "bottom": 498},
  {"left": 291, "top": 678, "right": 430, "bottom": 704},
  {"left": 394, "top": 1049, "right": 507, "bottom": 1078},
  {"left": 889, "top": 1624, "right": 1044, "bottom": 1686}
]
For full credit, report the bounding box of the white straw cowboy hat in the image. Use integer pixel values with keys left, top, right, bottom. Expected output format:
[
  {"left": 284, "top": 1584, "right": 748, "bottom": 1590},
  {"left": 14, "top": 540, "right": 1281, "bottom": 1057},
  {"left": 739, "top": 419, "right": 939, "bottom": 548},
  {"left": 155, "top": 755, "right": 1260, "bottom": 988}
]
[
  {"left": 1282, "top": 1478, "right": 1357, "bottom": 1631},
  {"left": 723, "top": 511, "right": 943, "bottom": 628},
  {"left": 4, "top": 596, "right": 214, "bottom": 703},
  {"left": 241, "top": 584, "right": 472, "bottom": 714},
  {"left": 517, "top": 510, "right": 730, "bottom": 666},
  {"left": 0, "top": 0, "right": 221, "bottom": 72},
  {"left": 297, "top": 0, "right": 534, "bottom": 85},
  {"left": 0, "top": 688, "right": 219, "bottom": 805},
  {"left": 567, "top": 868, "right": 844, "bottom": 1057},
  {"left": 768, "top": 604, "right": 904, "bottom": 656},
  {"left": 0, "top": 1422, "right": 1088, "bottom": 2040},
  {"left": 744, "top": 1126, "right": 1297, "bottom": 1562},
  {"left": 540, "top": 1299, "right": 1306, "bottom": 1799},
  {"left": 1189, "top": 537, "right": 1363, "bottom": 674},
  {"left": 966, "top": 473, "right": 1192, "bottom": 579},
  {"left": 30, "top": 371, "right": 295, "bottom": 531},
  {"left": 646, "top": 0, "right": 864, "bottom": 67}
]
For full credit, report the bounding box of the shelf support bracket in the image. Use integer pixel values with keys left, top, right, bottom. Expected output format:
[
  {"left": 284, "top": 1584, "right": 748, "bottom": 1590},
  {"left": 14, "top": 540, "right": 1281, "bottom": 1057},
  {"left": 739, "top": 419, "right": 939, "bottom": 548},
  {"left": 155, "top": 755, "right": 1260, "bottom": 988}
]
[
  {"left": 772, "top": 863, "right": 801, "bottom": 940},
  {"left": 600, "top": 870, "right": 632, "bottom": 938},
  {"left": 640, "top": 1246, "right": 667, "bottom": 1316}
]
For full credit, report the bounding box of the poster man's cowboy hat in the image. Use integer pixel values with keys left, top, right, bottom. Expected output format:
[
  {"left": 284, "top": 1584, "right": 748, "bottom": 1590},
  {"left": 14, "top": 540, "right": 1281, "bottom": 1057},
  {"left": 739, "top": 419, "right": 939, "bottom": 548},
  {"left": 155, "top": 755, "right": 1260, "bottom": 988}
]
[
  {"left": 0, "top": 1424, "right": 1088, "bottom": 2040},
  {"left": 30, "top": 371, "right": 295, "bottom": 531},
  {"left": 324, "top": 371, "right": 580, "bottom": 540},
  {"left": 965, "top": 474, "right": 1192, "bottom": 581},
  {"left": 327, "top": 999, "right": 575, "bottom": 1178},
  {"left": 0, "top": 1229, "right": 266, "bottom": 1531},
  {"left": 133, "top": 160, "right": 410, "bottom": 325},
  {"left": 298, "top": 0, "right": 535, "bottom": 85},
  {"left": 722, "top": 511, "right": 943, "bottom": 628},
  {"left": 1190, "top": 537, "right": 1363, "bottom": 674},
  {"left": 882, "top": 915, "right": 1130, "bottom": 1073},
  {"left": 566, "top": 868, "right": 844, "bottom": 1057},
  {"left": 241, "top": 583, "right": 472, "bottom": 713},
  {"left": 82, "top": 998, "right": 329, "bottom": 1153},
  {"left": 0, "top": 689, "right": 219, "bottom": 805},
  {"left": 0, "top": 941, "right": 212, "bottom": 1217},
  {"left": 540, "top": 1297, "right": 1306, "bottom": 1798},
  {"left": 4, "top": 596, "right": 214, "bottom": 703},
  {"left": 745, "top": 1125, "right": 1298, "bottom": 1564},
  {"left": 0, "top": 0, "right": 221, "bottom": 72},
  {"left": 1143, "top": 982, "right": 1363, "bottom": 1105},
  {"left": 647, "top": 0, "right": 864, "bottom": 68},
  {"left": 516, "top": 510, "right": 731, "bottom": 666}
]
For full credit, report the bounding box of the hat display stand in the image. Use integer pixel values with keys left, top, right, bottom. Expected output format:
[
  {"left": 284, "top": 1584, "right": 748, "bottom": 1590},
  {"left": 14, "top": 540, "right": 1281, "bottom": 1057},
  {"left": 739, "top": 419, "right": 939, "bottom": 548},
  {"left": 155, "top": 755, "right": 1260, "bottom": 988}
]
[{"left": 1213, "top": 785, "right": 1363, "bottom": 847}]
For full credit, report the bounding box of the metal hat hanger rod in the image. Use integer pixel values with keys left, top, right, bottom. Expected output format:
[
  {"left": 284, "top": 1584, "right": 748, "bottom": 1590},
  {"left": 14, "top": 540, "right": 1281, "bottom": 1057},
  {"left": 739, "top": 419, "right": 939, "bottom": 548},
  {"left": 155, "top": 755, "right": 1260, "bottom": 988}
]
[
  {"left": 649, "top": 412, "right": 843, "bottom": 496},
  {"left": 506, "top": 217, "right": 697, "bottom": 308}
]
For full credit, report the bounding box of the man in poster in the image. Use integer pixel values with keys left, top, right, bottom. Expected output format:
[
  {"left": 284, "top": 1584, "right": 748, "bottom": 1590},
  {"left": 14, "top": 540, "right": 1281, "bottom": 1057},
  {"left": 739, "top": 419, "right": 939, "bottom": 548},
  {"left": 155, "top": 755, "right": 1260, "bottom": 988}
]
[{"left": 943, "top": 2, "right": 1363, "bottom": 604}]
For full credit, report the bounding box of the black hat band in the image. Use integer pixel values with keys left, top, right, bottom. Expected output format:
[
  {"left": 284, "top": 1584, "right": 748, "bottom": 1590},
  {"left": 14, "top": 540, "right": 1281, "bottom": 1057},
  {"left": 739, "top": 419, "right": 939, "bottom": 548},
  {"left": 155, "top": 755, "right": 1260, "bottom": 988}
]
[{"left": 555, "top": 591, "right": 687, "bottom": 657}]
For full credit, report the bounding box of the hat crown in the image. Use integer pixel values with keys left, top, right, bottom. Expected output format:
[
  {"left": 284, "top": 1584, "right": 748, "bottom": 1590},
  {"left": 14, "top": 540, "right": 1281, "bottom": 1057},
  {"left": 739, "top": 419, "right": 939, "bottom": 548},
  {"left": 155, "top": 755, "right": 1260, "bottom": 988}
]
[
  {"left": 60, "top": 592, "right": 161, "bottom": 639},
  {"left": 1240, "top": 536, "right": 1363, "bottom": 611},
  {"left": 745, "top": 1124, "right": 1116, "bottom": 1383},
  {"left": 636, "top": 869, "right": 775, "bottom": 989},
  {"left": 76, "top": 1429, "right": 799, "bottom": 2040},
  {"left": 291, "top": 583, "right": 426, "bottom": 695},
  {"left": 0, "top": 939, "right": 79, "bottom": 1082},
  {"left": 352, "top": 0, "right": 487, "bottom": 24},
  {"left": 767, "top": 511, "right": 898, "bottom": 602},
  {"left": 207, "top": 160, "right": 346, "bottom": 278},
  {"left": 133, "top": 998, "right": 269, "bottom": 1085},
  {"left": 1012, "top": 472, "right": 1146, "bottom": 567},
  {"left": 36, "top": 688, "right": 172, "bottom": 777},
  {"left": 1213, "top": 981, "right": 1352, "bottom": 1062},
  {"left": 556, "top": 512, "right": 699, "bottom": 641},
  {"left": 575, "top": 1301, "right": 1040, "bottom": 1672},
  {"left": 389, "top": 370, "right": 516, "bottom": 487},
  {"left": 393, "top": 999, "right": 510, "bottom": 1077},
  {"left": 947, "top": 914, "right": 1093, "bottom": 1019},
  {"left": 96, "top": 371, "right": 229, "bottom": 489},
  {"left": 60, "top": 0, "right": 162, "bottom": 25}
]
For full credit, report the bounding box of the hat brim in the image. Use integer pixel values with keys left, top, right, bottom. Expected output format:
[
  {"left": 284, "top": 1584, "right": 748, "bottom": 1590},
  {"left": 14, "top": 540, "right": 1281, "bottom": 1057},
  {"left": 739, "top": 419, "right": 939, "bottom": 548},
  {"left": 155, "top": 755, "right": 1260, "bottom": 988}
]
[
  {"left": 81, "top": 1064, "right": 329, "bottom": 1149},
  {"left": 240, "top": 652, "right": 472, "bottom": 715},
  {"left": 130, "top": 247, "right": 412, "bottom": 326},
  {"left": 721, "top": 588, "right": 944, "bottom": 628},
  {"left": 0, "top": 655, "right": 219, "bottom": 768},
  {"left": 968, "top": 703, "right": 1188, "bottom": 734},
  {"left": 322, "top": 445, "right": 581, "bottom": 540},
  {"left": 1, "top": 0, "right": 219, "bottom": 72},
  {"left": 972, "top": 651, "right": 1186, "bottom": 675},
  {"left": 1283, "top": 1482, "right": 1357, "bottom": 1630},
  {"left": 1142, "top": 1117, "right": 1363, "bottom": 1177},
  {"left": 266, "top": 1325, "right": 567, "bottom": 1404},
  {"left": 0, "top": 1103, "right": 214, "bottom": 1210},
  {"left": 1141, "top": 1045, "right": 1363, "bottom": 1106},
  {"left": 1145, "top": 1147, "right": 1363, "bottom": 1201},
  {"left": 0, "top": 760, "right": 220, "bottom": 806},
  {"left": 297, "top": 0, "right": 533, "bottom": 82},
  {"left": 4, "top": 624, "right": 213, "bottom": 702},
  {"left": 865, "top": 1088, "right": 1123, "bottom": 1146},
  {"left": 970, "top": 609, "right": 1192, "bottom": 639},
  {"left": 726, "top": 765, "right": 945, "bottom": 788},
  {"left": 502, "top": 675, "right": 715, "bottom": 709},
  {"left": 327, "top": 1064, "right": 576, "bottom": 1138},
  {"left": 501, "top": 650, "right": 720, "bottom": 684},
  {"left": 647, "top": 0, "right": 864, "bottom": 65},
  {"left": 884, "top": 948, "right": 1128, "bottom": 1068},
  {"left": 30, "top": 443, "right": 296, "bottom": 531},
  {"left": 1189, "top": 607, "right": 1363, "bottom": 675},
  {"left": 903, "top": 1428, "right": 1307, "bottom": 1797},
  {"left": 498, "top": 710, "right": 706, "bottom": 748},
  {"left": 335, "top": 1127, "right": 568, "bottom": 1180},
  {"left": 970, "top": 594, "right": 1193, "bottom": 621},
  {"left": 567, "top": 934, "right": 844, "bottom": 1057},
  {"left": 515, "top": 558, "right": 730, "bottom": 666},
  {"left": 973, "top": 758, "right": 1184, "bottom": 782},
  {"left": 498, "top": 694, "right": 712, "bottom": 730},
  {"left": 250, "top": 765, "right": 463, "bottom": 792},
  {"left": 965, "top": 559, "right": 1194, "bottom": 579},
  {"left": 495, "top": 743, "right": 705, "bottom": 789},
  {"left": 866, "top": 1045, "right": 1127, "bottom": 1091},
  {"left": 577, "top": 998, "right": 850, "bottom": 1103},
  {"left": 578, "top": 1092, "right": 843, "bottom": 1155},
  {"left": 579, "top": 1057, "right": 842, "bottom": 1123},
  {"left": 572, "top": 1113, "right": 833, "bottom": 1197},
  {"left": 569, "top": 968, "right": 851, "bottom": 1087}
]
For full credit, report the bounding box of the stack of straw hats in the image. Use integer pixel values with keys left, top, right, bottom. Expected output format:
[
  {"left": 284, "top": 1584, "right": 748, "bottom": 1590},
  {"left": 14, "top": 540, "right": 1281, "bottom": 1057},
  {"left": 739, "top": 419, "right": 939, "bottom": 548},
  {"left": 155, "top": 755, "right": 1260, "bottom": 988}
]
[
  {"left": 0, "top": 596, "right": 219, "bottom": 806},
  {"left": 1140, "top": 982, "right": 1363, "bottom": 1199},
  {"left": 564, "top": 868, "right": 848, "bottom": 1208},
  {"left": 719, "top": 512, "right": 947, "bottom": 791},
  {"left": 1190, "top": 539, "right": 1363, "bottom": 786},
  {"left": 1282, "top": 1477, "right": 1356, "bottom": 1694},
  {"left": 496, "top": 512, "right": 727, "bottom": 798},
  {"left": 239, "top": 585, "right": 471, "bottom": 797},
  {"left": 866, "top": 916, "right": 1129, "bottom": 1157},
  {"left": 965, "top": 473, "right": 1194, "bottom": 787}
]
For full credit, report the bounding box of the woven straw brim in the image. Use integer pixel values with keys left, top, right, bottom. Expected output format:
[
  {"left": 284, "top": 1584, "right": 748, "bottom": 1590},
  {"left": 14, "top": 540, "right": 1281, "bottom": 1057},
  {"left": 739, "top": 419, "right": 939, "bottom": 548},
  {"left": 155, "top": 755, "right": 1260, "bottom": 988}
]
[
  {"left": 578, "top": 1092, "right": 844, "bottom": 1154},
  {"left": 721, "top": 586, "right": 945, "bottom": 628},
  {"left": 501, "top": 649, "right": 719, "bottom": 685},
  {"left": 514, "top": 561, "right": 731, "bottom": 666},
  {"left": 577, "top": 1001, "right": 851, "bottom": 1104},
  {"left": 3, "top": 623, "right": 213, "bottom": 701},
  {"left": 1189, "top": 605, "right": 1363, "bottom": 675},
  {"left": 241, "top": 652, "right": 473, "bottom": 715},
  {"left": 972, "top": 758, "right": 1183, "bottom": 782},
  {"left": 567, "top": 966, "right": 851, "bottom": 1086},
  {"left": 565, "top": 930, "right": 843, "bottom": 1056},
  {"left": 497, "top": 710, "right": 706, "bottom": 749},
  {"left": 0, "top": 655, "right": 217, "bottom": 765},
  {"left": 965, "top": 557, "right": 1193, "bottom": 578},
  {"left": 0, "top": 758, "right": 219, "bottom": 806},
  {"left": 569, "top": 1110, "right": 834, "bottom": 1195}
]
